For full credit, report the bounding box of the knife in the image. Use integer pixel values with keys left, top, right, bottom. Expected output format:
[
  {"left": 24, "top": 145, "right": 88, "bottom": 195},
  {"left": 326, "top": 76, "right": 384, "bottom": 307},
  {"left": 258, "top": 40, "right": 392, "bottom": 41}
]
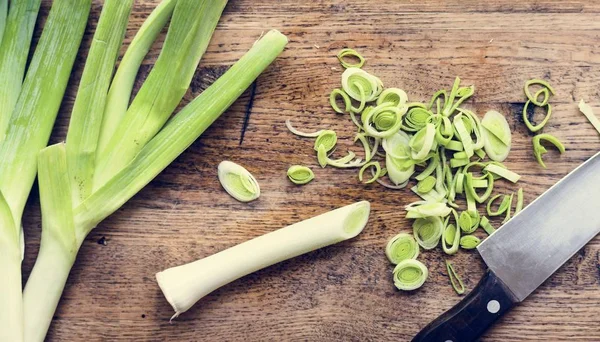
[{"left": 412, "top": 152, "right": 600, "bottom": 342}]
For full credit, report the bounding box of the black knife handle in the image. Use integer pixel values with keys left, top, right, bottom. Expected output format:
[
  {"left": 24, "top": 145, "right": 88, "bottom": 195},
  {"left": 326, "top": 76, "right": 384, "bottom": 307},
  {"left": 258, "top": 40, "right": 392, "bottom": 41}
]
[{"left": 412, "top": 269, "right": 518, "bottom": 342}]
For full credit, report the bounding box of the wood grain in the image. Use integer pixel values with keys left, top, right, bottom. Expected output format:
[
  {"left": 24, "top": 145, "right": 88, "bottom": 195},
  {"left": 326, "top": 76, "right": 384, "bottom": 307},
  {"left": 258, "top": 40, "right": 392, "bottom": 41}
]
[{"left": 20, "top": 0, "right": 600, "bottom": 341}]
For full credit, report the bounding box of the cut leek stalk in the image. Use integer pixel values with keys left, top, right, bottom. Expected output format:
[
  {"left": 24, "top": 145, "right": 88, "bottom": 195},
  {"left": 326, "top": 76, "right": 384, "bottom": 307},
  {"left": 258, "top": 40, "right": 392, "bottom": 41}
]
[
  {"left": 156, "top": 201, "right": 370, "bottom": 318},
  {"left": 94, "top": 0, "right": 228, "bottom": 189},
  {"left": 218, "top": 161, "right": 260, "bottom": 202}
]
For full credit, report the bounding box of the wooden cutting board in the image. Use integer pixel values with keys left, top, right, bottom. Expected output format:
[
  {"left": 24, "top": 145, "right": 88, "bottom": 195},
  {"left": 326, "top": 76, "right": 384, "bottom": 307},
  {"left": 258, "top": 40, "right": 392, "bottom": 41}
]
[{"left": 22, "top": 0, "right": 600, "bottom": 340}]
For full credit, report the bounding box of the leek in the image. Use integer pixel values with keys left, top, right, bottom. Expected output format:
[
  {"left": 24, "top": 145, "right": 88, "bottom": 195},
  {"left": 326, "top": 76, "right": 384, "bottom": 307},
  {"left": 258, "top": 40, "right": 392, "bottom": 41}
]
[
  {"left": 66, "top": 0, "right": 134, "bottom": 205},
  {"left": 94, "top": 0, "right": 228, "bottom": 189},
  {"left": 98, "top": 0, "right": 177, "bottom": 153},
  {"left": 24, "top": 29, "right": 288, "bottom": 339},
  {"left": 156, "top": 201, "right": 370, "bottom": 318},
  {"left": 0, "top": 1, "right": 90, "bottom": 340},
  {"left": 0, "top": 0, "right": 42, "bottom": 139}
]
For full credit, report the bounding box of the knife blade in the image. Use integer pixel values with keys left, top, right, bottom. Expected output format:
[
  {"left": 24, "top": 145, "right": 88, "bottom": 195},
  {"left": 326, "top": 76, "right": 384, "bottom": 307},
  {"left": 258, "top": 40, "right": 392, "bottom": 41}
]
[{"left": 413, "top": 152, "right": 600, "bottom": 342}]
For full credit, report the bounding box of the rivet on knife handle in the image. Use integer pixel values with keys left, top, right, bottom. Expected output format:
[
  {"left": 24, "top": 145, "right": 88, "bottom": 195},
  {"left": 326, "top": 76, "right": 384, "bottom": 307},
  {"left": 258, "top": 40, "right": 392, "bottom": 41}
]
[{"left": 412, "top": 270, "right": 518, "bottom": 342}]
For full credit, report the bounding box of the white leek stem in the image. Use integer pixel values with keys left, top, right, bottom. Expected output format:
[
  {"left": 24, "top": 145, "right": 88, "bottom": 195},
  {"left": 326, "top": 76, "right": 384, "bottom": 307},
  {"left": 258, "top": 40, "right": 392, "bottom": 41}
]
[
  {"left": 0, "top": 238, "right": 22, "bottom": 341},
  {"left": 156, "top": 201, "right": 371, "bottom": 318}
]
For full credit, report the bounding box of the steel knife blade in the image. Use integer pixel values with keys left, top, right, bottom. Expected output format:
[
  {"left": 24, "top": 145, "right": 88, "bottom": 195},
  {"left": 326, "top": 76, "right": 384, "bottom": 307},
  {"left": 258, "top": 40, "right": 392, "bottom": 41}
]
[{"left": 413, "top": 152, "right": 600, "bottom": 342}]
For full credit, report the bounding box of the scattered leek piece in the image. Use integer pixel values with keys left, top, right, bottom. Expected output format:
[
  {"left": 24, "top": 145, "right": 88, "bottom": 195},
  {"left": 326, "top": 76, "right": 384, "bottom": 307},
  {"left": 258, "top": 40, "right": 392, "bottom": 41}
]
[
  {"left": 523, "top": 100, "right": 552, "bottom": 133},
  {"left": 314, "top": 130, "right": 338, "bottom": 152},
  {"left": 532, "top": 133, "right": 566, "bottom": 168},
  {"left": 481, "top": 126, "right": 510, "bottom": 162},
  {"left": 362, "top": 102, "right": 406, "bottom": 138},
  {"left": 412, "top": 216, "right": 444, "bottom": 249},
  {"left": 157, "top": 201, "right": 370, "bottom": 318},
  {"left": 378, "top": 88, "right": 408, "bottom": 108},
  {"left": 442, "top": 212, "right": 460, "bottom": 255},
  {"left": 480, "top": 216, "right": 496, "bottom": 235},
  {"left": 484, "top": 164, "right": 520, "bottom": 183},
  {"left": 385, "top": 233, "right": 419, "bottom": 265},
  {"left": 287, "top": 165, "right": 314, "bottom": 185},
  {"left": 515, "top": 188, "right": 524, "bottom": 214},
  {"left": 406, "top": 202, "right": 452, "bottom": 219},
  {"left": 446, "top": 260, "right": 465, "bottom": 295},
  {"left": 359, "top": 161, "right": 382, "bottom": 184},
  {"left": 218, "top": 161, "right": 260, "bottom": 202},
  {"left": 337, "top": 48, "right": 365, "bottom": 69},
  {"left": 417, "top": 176, "right": 436, "bottom": 193},
  {"left": 330, "top": 88, "right": 351, "bottom": 113},
  {"left": 460, "top": 235, "right": 481, "bottom": 249},
  {"left": 578, "top": 99, "right": 600, "bottom": 135},
  {"left": 502, "top": 193, "right": 514, "bottom": 224},
  {"left": 481, "top": 110, "right": 511, "bottom": 148},
  {"left": 487, "top": 194, "right": 510, "bottom": 216},
  {"left": 285, "top": 119, "right": 326, "bottom": 138},
  {"left": 392, "top": 259, "right": 428, "bottom": 291},
  {"left": 458, "top": 211, "right": 477, "bottom": 234},
  {"left": 342, "top": 67, "right": 383, "bottom": 103},
  {"left": 524, "top": 79, "right": 555, "bottom": 107}
]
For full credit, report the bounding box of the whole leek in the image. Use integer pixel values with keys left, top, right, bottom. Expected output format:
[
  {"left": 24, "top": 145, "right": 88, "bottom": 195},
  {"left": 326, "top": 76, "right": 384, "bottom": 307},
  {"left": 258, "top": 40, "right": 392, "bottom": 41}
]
[{"left": 0, "top": 0, "right": 91, "bottom": 340}]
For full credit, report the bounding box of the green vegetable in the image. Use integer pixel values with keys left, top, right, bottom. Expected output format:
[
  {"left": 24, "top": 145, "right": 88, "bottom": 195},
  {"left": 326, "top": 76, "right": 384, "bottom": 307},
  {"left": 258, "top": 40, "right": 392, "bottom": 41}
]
[
  {"left": 524, "top": 79, "right": 555, "bottom": 106},
  {"left": 392, "top": 259, "right": 429, "bottom": 291},
  {"left": 515, "top": 188, "right": 524, "bottom": 214},
  {"left": 337, "top": 48, "right": 365, "bottom": 69},
  {"left": 0, "top": 1, "right": 91, "bottom": 339},
  {"left": 523, "top": 100, "right": 552, "bottom": 133},
  {"left": 218, "top": 161, "right": 260, "bottom": 202},
  {"left": 483, "top": 164, "right": 520, "bottom": 183},
  {"left": 0, "top": 0, "right": 42, "bottom": 139},
  {"left": 413, "top": 216, "right": 444, "bottom": 249},
  {"left": 406, "top": 202, "right": 452, "bottom": 219},
  {"left": 330, "top": 88, "right": 351, "bottom": 113},
  {"left": 93, "top": 0, "right": 228, "bottom": 190},
  {"left": 446, "top": 260, "right": 465, "bottom": 295},
  {"left": 386, "top": 233, "right": 419, "bottom": 264},
  {"left": 358, "top": 161, "right": 382, "bottom": 184},
  {"left": 24, "top": 27, "right": 288, "bottom": 340},
  {"left": 532, "top": 133, "right": 565, "bottom": 168},
  {"left": 578, "top": 99, "right": 600, "bottom": 135},
  {"left": 502, "top": 193, "right": 514, "bottom": 224},
  {"left": 285, "top": 119, "right": 326, "bottom": 138},
  {"left": 287, "top": 165, "right": 315, "bottom": 185},
  {"left": 314, "top": 130, "right": 338, "bottom": 152},
  {"left": 157, "top": 201, "right": 370, "bottom": 318},
  {"left": 486, "top": 194, "right": 511, "bottom": 216},
  {"left": 417, "top": 176, "right": 436, "bottom": 193},
  {"left": 460, "top": 235, "right": 481, "bottom": 249},
  {"left": 480, "top": 216, "right": 496, "bottom": 235},
  {"left": 98, "top": 0, "right": 177, "bottom": 153}
]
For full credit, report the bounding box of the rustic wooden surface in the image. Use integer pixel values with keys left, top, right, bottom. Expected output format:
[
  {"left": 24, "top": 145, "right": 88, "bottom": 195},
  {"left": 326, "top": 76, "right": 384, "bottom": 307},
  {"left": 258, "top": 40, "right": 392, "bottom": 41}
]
[{"left": 21, "top": 0, "right": 600, "bottom": 341}]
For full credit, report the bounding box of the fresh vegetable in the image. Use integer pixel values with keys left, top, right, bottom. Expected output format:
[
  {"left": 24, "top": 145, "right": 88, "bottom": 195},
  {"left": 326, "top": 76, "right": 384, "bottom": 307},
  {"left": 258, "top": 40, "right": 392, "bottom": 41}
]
[
  {"left": 578, "top": 99, "right": 600, "bottom": 135},
  {"left": 0, "top": 1, "right": 90, "bottom": 340},
  {"left": 392, "top": 259, "right": 428, "bottom": 291},
  {"left": 445, "top": 260, "right": 465, "bottom": 295},
  {"left": 460, "top": 235, "right": 481, "bottom": 249},
  {"left": 218, "top": 161, "right": 261, "bottom": 202},
  {"left": 522, "top": 79, "right": 555, "bottom": 132},
  {"left": 337, "top": 48, "right": 365, "bottom": 69},
  {"left": 23, "top": 4, "right": 287, "bottom": 336},
  {"left": 156, "top": 201, "right": 370, "bottom": 318},
  {"left": 386, "top": 233, "right": 419, "bottom": 264},
  {"left": 287, "top": 165, "right": 315, "bottom": 185},
  {"left": 532, "top": 133, "right": 565, "bottom": 168},
  {"left": 481, "top": 110, "right": 511, "bottom": 162}
]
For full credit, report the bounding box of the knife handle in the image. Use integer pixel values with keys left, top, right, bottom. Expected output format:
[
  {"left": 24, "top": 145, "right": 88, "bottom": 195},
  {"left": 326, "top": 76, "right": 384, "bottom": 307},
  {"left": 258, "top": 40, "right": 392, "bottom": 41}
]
[{"left": 412, "top": 269, "right": 518, "bottom": 342}]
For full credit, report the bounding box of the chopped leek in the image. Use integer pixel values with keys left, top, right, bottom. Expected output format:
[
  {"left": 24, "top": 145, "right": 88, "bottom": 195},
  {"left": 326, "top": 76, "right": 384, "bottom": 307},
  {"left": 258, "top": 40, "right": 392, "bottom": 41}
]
[
  {"left": 287, "top": 165, "right": 314, "bottom": 185},
  {"left": 460, "top": 235, "right": 481, "bottom": 249},
  {"left": 392, "top": 259, "right": 428, "bottom": 291},
  {"left": 386, "top": 233, "right": 419, "bottom": 265},
  {"left": 218, "top": 161, "right": 260, "bottom": 202},
  {"left": 157, "top": 201, "right": 370, "bottom": 318},
  {"left": 446, "top": 260, "right": 465, "bottom": 295},
  {"left": 532, "top": 133, "right": 565, "bottom": 168},
  {"left": 578, "top": 99, "right": 600, "bottom": 135},
  {"left": 412, "top": 216, "right": 444, "bottom": 249},
  {"left": 337, "top": 48, "right": 365, "bottom": 69}
]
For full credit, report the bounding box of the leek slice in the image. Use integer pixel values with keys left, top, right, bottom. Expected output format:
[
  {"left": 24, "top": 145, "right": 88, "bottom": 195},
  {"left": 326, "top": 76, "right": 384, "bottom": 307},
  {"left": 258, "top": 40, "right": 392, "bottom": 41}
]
[
  {"left": 412, "top": 216, "right": 444, "bottom": 249},
  {"left": 481, "top": 110, "right": 511, "bottom": 147},
  {"left": 446, "top": 260, "right": 465, "bottom": 295},
  {"left": 523, "top": 100, "right": 552, "bottom": 133},
  {"left": 460, "top": 235, "right": 481, "bottom": 249},
  {"left": 515, "top": 188, "right": 524, "bottom": 214},
  {"left": 392, "top": 259, "right": 428, "bottom": 291},
  {"left": 406, "top": 202, "right": 452, "bottom": 219},
  {"left": 358, "top": 161, "right": 382, "bottom": 183},
  {"left": 218, "top": 161, "right": 260, "bottom": 202},
  {"left": 480, "top": 216, "right": 496, "bottom": 235},
  {"left": 341, "top": 67, "right": 383, "bottom": 102},
  {"left": 386, "top": 233, "right": 419, "bottom": 265},
  {"left": 484, "top": 164, "right": 520, "bottom": 183},
  {"left": 362, "top": 102, "right": 406, "bottom": 138},
  {"left": 403, "top": 106, "right": 432, "bottom": 132},
  {"left": 330, "top": 88, "right": 351, "bottom": 113},
  {"left": 287, "top": 165, "right": 314, "bottom": 185},
  {"left": 157, "top": 201, "right": 370, "bottom": 317},
  {"left": 482, "top": 125, "right": 510, "bottom": 162},
  {"left": 524, "top": 79, "right": 555, "bottom": 107},
  {"left": 337, "top": 48, "right": 365, "bottom": 69},
  {"left": 314, "top": 130, "right": 337, "bottom": 152},
  {"left": 377, "top": 88, "right": 408, "bottom": 108},
  {"left": 532, "top": 133, "right": 565, "bottom": 168},
  {"left": 409, "top": 123, "right": 436, "bottom": 160},
  {"left": 487, "top": 194, "right": 510, "bottom": 216},
  {"left": 578, "top": 99, "right": 600, "bottom": 135},
  {"left": 285, "top": 119, "right": 325, "bottom": 138},
  {"left": 417, "top": 176, "right": 436, "bottom": 193}
]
